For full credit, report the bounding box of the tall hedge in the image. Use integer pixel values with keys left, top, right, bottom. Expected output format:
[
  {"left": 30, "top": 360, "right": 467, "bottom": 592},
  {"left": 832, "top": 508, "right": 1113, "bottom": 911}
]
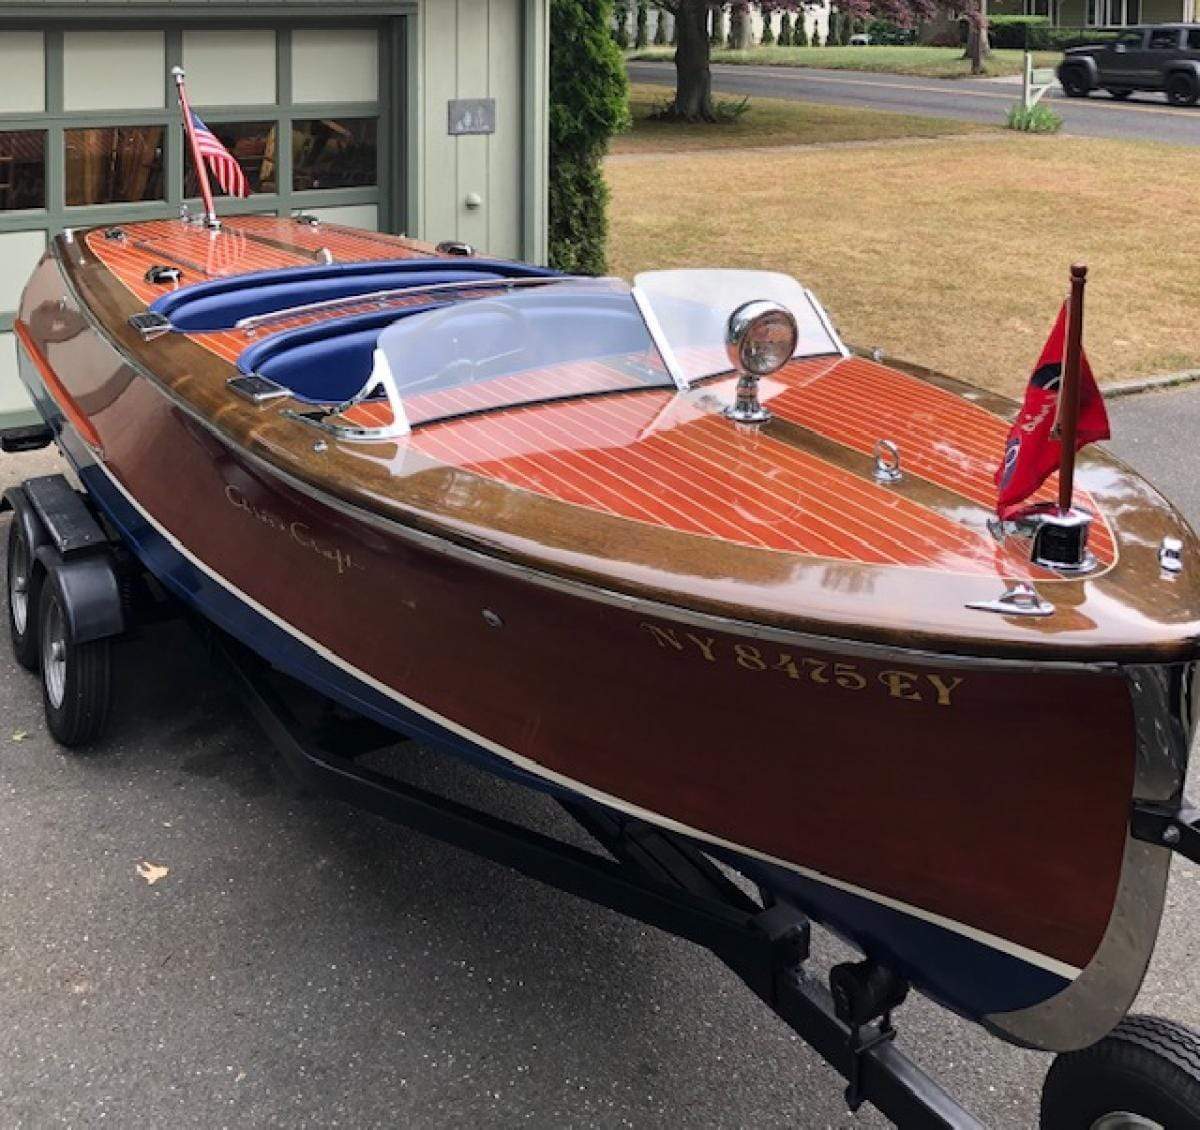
[{"left": 549, "top": 0, "right": 629, "bottom": 276}]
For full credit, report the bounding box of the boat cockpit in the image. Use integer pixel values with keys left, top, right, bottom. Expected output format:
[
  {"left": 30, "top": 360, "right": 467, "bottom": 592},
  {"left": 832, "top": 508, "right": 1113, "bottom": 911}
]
[{"left": 132, "top": 265, "right": 848, "bottom": 440}]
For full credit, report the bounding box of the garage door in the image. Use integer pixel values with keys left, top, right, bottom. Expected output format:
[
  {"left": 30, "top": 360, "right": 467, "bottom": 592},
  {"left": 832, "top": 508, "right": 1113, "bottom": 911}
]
[{"left": 0, "top": 23, "right": 398, "bottom": 424}]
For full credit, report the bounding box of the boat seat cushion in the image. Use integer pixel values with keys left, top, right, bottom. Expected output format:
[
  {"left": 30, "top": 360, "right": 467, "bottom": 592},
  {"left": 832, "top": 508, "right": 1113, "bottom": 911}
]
[
  {"left": 150, "top": 258, "right": 557, "bottom": 332},
  {"left": 239, "top": 306, "right": 441, "bottom": 403}
]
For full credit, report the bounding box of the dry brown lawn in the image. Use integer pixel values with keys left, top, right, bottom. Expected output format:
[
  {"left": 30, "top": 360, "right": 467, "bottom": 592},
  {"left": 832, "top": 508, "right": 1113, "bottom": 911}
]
[{"left": 607, "top": 134, "right": 1199, "bottom": 395}]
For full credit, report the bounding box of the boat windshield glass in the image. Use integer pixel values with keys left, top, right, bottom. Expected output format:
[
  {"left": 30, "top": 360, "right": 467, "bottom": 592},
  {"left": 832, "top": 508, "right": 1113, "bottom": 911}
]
[
  {"left": 634, "top": 269, "right": 842, "bottom": 385},
  {"left": 375, "top": 279, "right": 675, "bottom": 427}
]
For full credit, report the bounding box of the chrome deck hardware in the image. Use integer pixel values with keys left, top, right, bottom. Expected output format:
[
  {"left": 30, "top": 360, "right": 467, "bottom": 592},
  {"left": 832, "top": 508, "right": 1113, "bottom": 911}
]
[
  {"left": 873, "top": 440, "right": 902, "bottom": 484},
  {"left": 723, "top": 300, "right": 798, "bottom": 426},
  {"left": 437, "top": 240, "right": 476, "bottom": 257},
  {"left": 127, "top": 312, "right": 173, "bottom": 341},
  {"left": 1160, "top": 536, "right": 1184, "bottom": 575},
  {"left": 965, "top": 583, "right": 1055, "bottom": 617},
  {"left": 1031, "top": 508, "right": 1097, "bottom": 574},
  {"left": 144, "top": 264, "right": 183, "bottom": 286},
  {"left": 227, "top": 375, "right": 291, "bottom": 405}
]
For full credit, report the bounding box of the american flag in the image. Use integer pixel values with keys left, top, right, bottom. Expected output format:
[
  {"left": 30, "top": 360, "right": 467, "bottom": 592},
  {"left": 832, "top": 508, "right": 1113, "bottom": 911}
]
[{"left": 190, "top": 111, "right": 249, "bottom": 198}]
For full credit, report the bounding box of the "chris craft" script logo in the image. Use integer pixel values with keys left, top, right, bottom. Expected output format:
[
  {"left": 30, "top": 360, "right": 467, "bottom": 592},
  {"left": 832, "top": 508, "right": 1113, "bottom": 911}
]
[{"left": 225, "top": 484, "right": 362, "bottom": 576}]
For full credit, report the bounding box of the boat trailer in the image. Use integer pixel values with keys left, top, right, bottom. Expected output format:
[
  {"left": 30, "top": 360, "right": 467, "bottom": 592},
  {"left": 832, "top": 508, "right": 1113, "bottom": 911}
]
[
  {"left": 7, "top": 464, "right": 1200, "bottom": 1128},
  {"left": 214, "top": 628, "right": 979, "bottom": 1129}
]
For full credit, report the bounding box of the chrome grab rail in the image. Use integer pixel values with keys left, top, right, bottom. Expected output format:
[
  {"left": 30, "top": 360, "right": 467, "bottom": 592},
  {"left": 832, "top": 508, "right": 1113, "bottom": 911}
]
[{"left": 234, "top": 275, "right": 593, "bottom": 335}]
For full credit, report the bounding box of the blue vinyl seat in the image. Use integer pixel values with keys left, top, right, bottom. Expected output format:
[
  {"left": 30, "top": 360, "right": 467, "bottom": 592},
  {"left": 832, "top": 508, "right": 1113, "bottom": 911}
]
[
  {"left": 151, "top": 258, "right": 557, "bottom": 332},
  {"left": 237, "top": 306, "right": 442, "bottom": 403}
]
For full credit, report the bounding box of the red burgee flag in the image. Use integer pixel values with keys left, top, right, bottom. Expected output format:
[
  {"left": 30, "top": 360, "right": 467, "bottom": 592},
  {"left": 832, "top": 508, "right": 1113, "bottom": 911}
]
[{"left": 995, "top": 302, "right": 1110, "bottom": 519}]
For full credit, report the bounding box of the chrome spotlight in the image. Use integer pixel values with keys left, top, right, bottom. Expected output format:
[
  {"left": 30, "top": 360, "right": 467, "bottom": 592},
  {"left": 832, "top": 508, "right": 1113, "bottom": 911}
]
[{"left": 724, "top": 300, "right": 799, "bottom": 425}]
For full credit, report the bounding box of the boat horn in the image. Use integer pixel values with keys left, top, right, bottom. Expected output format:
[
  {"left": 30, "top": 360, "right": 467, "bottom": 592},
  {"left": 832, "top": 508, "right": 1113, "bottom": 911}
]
[{"left": 724, "top": 300, "right": 799, "bottom": 425}]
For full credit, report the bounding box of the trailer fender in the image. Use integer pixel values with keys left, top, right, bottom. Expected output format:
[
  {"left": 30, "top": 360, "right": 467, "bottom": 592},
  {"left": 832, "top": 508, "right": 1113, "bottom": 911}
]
[
  {"left": 2, "top": 485, "right": 52, "bottom": 566},
  {"left": 33, "top": 544, "right": 124, "bottom": 645}
]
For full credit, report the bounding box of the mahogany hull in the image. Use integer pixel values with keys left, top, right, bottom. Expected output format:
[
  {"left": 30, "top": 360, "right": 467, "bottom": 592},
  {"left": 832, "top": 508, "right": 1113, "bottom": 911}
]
[{"left": 12, "top": 247, "right": 1184, "bottom": 1053}]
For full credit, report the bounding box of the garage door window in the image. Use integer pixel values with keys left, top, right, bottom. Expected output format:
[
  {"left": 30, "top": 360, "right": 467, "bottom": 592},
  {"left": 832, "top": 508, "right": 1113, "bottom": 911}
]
[
  {"left": 293, "top": 119, "right": 378, "bottom": 191},
  {"left": 65, "top": 126, "right": 166, "bottom": 206},
  {"left": 184, "top": 122, "right": 278, "bottom": 195},
  {"left": 0, "top": 131, "right": 46, "bottom": 211}
]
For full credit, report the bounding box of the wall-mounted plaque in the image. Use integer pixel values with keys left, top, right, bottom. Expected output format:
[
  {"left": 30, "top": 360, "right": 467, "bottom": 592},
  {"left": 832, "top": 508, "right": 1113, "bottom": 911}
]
[{"left": 448, "top": 98, "right": 496, "bottom": 136}]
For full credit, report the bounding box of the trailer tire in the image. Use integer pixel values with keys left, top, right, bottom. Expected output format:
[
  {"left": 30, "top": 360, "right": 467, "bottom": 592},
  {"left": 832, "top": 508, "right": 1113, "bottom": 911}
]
[
  {"left": 1040, "top": 1014, "right": 1200, "bottom": 1130},
  {"left": 38, "top": 578, "right": 111, "bottom": 748},
  {"left": 6, "top": 518, "right": 41, "bottom": 670}
]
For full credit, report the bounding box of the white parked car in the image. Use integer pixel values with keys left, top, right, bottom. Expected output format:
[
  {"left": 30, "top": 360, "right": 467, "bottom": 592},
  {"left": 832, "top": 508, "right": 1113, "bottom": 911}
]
[{"left": 849, "top": 32, "right": 871, "bottom": 45}]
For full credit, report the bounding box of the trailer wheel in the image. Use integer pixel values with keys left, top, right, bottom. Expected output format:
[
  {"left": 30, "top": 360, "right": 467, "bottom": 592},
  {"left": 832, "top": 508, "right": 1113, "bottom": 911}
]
[
  {"left": 38, "top": 579, "right": 111, "bottom": 748},
  {"left": 1040, "top": 1015, "right": 1200, "bottom": 1130},
  {"left": 6, "top": 518, "right": 40, "bottom": 670}
]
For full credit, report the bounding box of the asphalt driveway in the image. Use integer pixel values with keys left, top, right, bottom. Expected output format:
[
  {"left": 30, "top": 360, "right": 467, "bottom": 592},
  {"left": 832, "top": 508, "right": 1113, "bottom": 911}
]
[
  {"left": 2, "top": 386, "right": 1200, "bottom": 1128},
  {"left": 628, "top": 60, "right": 1200, "bottom": 146}
]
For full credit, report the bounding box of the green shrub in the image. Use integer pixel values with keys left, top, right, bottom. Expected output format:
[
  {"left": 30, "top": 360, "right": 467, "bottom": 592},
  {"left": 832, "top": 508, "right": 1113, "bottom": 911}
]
[
  {"left": 866, "top": 19, "right": 917, "bottom": 45},
  {"left": 549, "top": 0, "right": 629, "bottom": 275},
  {"left": 711, "top": 7, "right": 725, "bottom": 45},
  {"left": 761, "top": 14, "right": 775, "bottom": 45},
  {"left": 988, "top": 14, "right": 1050, "bottom": 50},
  {"left": 635, "top": 0, "right": 649, "bottom": 48},
  {"left": 814, "top": 22, "right": 824, "bottom": 47},
  {"left": 653, "top": 11, "right": 667, "bottom": 45},
  {"left": 778, "top": 12, "right": 792, "bottom": 46},
  {"left": 989, "top": 16, "right": 1117, "bottom": 51},
  {"left": 1006, "top": 102, "right": 1063, "bottom": 133},
  {"left": 794, "top": 14, "right": 808, "bottom": 46},
  {"left": 715, "top": 94, "right": 752, "bottom": 122}
]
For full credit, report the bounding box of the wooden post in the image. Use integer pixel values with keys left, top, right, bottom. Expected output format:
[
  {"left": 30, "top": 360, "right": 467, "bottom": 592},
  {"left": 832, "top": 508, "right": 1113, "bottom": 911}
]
[{"left": 1057, "top": 262, "right": 1087, "bottom": 513}]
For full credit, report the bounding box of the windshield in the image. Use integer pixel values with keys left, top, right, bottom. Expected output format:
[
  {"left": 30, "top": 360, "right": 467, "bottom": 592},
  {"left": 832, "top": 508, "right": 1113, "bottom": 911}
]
[
  {"left": 359, "top": 269, "right": 843, "bottom": 434},
  {"left": 375, "top": 280, "right": 674, "bottom": 427},
  {"left": 634, "top": 269, "right": 843, "bottom": 385}
]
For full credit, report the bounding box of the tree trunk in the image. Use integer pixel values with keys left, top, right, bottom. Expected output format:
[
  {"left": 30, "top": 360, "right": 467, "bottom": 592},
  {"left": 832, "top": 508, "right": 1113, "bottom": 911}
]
[
  {"left": 730, "top": 2, "right": 751, "bottom": 49},
  {"left": 668, "top": 0, "right": 716, "bottom": 121},
  {"left": 965, "top": 0, "right": 991, "bottom": 74}
]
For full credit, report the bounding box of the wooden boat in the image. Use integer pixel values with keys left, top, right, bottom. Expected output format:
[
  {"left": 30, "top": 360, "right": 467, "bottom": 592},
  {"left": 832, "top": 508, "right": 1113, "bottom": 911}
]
[{"left": 10, "top": 216, "right": 1200, "bottom": 1057}]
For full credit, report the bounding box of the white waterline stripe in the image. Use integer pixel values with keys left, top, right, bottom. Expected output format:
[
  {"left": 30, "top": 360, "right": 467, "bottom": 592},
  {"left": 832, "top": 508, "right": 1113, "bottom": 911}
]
[{"left": 91, "top": 455, "right": 1082, "bottom": 983}]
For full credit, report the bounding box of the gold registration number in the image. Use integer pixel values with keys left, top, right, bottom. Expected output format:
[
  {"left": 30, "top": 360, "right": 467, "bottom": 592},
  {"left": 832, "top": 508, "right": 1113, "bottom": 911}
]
[{"left": 640, "top": 621, "right": 963, "bottom": 708}]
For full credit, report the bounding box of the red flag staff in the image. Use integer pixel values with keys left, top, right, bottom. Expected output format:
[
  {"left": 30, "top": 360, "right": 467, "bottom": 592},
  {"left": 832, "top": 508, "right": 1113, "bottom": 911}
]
[
  {"left": 171, "top": 66, "right": 218, "bottom": 229},
  {"left": 1056, "top": 262, "right": 1088, "bottom": 513}
]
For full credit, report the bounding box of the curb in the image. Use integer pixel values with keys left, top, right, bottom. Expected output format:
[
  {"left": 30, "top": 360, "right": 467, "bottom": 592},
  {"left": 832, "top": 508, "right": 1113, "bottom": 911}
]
[{"left": 1105, "top": 369, "right": 1200, "bottom": 399}]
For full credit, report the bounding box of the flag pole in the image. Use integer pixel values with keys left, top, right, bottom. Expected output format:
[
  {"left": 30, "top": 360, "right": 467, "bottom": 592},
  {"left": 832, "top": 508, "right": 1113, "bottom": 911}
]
[
  {"left": 171, "top": 66, "right": 218, "bottom": 230},
  {"left": 1056, "top": 262, "right": 1087, "bottom": 514}
]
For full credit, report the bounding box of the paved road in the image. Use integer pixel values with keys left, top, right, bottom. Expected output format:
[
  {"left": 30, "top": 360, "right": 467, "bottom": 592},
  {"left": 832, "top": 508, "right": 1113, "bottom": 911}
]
[
  {"left": 628, "top": 60, "right": 1200, "bottom": 145},
  {"left": 3, "top": 391, "right": 1200, "bottom": 1127}
]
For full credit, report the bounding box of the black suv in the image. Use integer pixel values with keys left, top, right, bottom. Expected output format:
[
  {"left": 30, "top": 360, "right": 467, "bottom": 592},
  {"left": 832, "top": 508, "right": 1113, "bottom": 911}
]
[{"left": 1059, "top": 24, "right": 1200, "bottom": 105}]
